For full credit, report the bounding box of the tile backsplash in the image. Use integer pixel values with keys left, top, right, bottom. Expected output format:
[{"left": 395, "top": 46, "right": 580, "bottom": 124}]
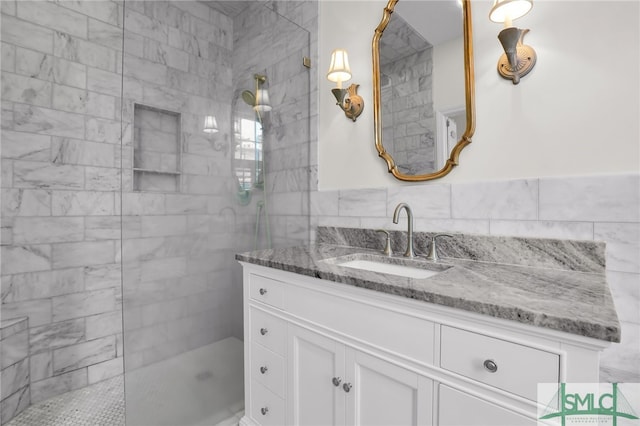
[
  {"left": 310, "top": 172, "right": 640, "bottom": 382},
  {"left": 316, "top": 226, "right": 606, "bottom": 273}
]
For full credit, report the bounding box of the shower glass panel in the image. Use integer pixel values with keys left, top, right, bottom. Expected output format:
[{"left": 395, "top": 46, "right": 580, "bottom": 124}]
[
  {"left": 121, "top": 2, "right": 310, "bottom": 425},
  {"left": 1, "top": 1, "right": 126, "bottom": 424}
]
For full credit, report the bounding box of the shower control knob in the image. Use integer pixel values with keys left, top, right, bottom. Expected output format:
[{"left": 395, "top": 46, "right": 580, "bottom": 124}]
[
  {"left": 259, "top": 288, "right": 267, "bottom": 295},
  {"left": 332, "top": 377, "right": 342, "bottom": 387},
  {"left": 261, "top": 407, "right": 269, "bottom": 415},
  {"left": 260, "top": 328, "right": 268, "bottom": 336},
  {"left": 483, "top": 359, "right": 498, "bottom": 373},
  {"left": 343, "top": 383, "right": 352, "bottom": 393},
  {"left": 260, "top": 366, "right": 268, "bottom": 374}
]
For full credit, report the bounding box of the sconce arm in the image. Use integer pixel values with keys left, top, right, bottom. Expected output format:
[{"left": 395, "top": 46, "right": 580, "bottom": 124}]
[
  {"left": 496, "top": 27, "right": 536, "bottom": 85},
  {"left": 331, "top": 84, "right": 364, "bottom": 122}
]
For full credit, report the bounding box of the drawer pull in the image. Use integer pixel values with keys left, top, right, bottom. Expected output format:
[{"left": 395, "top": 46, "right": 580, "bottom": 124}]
[
  {"left": 261, "top": 407, "right": 269, "bottom": 415},
  {"left": 260, "top": 328, "right": 268, "bottom": 335},
  {"left": 483, "top": 359, "right": 498, "bottom": 373},
  {"left": 260, "top": 366, "right": 268, "bottom": 374},
  {"left": 332, "top": 377, "right": 342, "bottom": 387},
  {"left": 343, "top": 383, "right": 352, "bottom": 393},
  {"left": 259, "top": 288, "right": 267, "bottom": 295}
]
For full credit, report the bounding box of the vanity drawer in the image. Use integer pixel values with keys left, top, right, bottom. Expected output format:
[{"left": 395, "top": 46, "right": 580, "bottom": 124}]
[
  {"left": 250, "top": 381, "right": 285, "bottom": 426},
  {"left": 285, "top": 284, "right": 435, "bottom": 364},
  {"left": 439, "top": 384, "right": 535, "bottom": 426},
  {"left": 251, "top": 343, "right": 285, "bottom": 397},
  {"left": 251, "top": 307, "right": 286, "bottom": 356},
  {"left": 440, "top": 326, "right": 559, "bottom": 401},
  {"left": 250, "top": 274, "right": 285, "bottom": 310}
]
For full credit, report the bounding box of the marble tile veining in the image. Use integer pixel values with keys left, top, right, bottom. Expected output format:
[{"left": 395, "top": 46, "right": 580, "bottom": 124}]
[
  {"left": 16, "top": 1, "right": 89, "bottom": 39},
  {"left": 1, "top": 189, "right": 51, "bottom": 218},
  {"left": 29, "top": 318, "right": 85, "bottom": 354},
  {"left": 1, "top": 15, "right": 54, "bottom": 54}
]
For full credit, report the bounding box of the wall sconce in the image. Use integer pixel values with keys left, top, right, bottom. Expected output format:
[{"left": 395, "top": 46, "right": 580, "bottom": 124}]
[
  {"left": 489, "top": 0, "right": 537, "bottom": 84},
  {"left": 204, "top": 115, "right": 228, "bottom": 154},
  {"left": 326, "top": 49, "right": 364, "bottom": 122},
  {"left": 203, "top": 115, "right": 219, "bottom": 133}
]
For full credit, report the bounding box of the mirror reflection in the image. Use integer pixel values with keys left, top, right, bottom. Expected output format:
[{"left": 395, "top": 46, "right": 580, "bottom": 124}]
[{"left": 373, "top": 0, "right": 475, "bottom": 181}]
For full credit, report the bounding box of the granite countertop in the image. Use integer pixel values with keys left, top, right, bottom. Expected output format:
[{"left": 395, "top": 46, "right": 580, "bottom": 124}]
[{"left": 237, "top": 236, "right": 621, "bottom": 343}]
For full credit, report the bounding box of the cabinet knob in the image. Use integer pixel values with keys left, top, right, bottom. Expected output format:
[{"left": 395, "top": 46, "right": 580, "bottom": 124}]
[
  {"left": 261, "top": 407, "right": 269, "bottom": 415},
  {"left": 260, "top": 366, "right": 268, "bottom": 374},
  {"left": 332, "top": 377, "right": 342, "bottom": 387},
  {"left": 483, "top": 359, "right": 498, "bottom": 373},
  {"left": 343, "top": 383, "right": 352, "bottom": 393},
  {"left": 259, "top": 288, "right": 267, "bottom": 295},
  {"left": 260, "top": 328, "right": 268, "bottom": 336}
]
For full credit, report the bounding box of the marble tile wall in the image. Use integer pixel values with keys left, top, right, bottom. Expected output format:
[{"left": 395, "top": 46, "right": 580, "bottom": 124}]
[
  {"left": 119, "top": 0, "right": 240, "bottom": 372},
  {"left": 1, "top": 317, "right": 30, "bottom": 424},
  {"left": 1, "top": 0, "right": 125, "bottom": 406},
  {"left": 309, "top": 173, "right": 640, "bottom": 382}
]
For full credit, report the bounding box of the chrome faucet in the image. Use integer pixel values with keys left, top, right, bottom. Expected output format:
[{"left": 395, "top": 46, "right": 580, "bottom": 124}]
[{"left": 392, "top": 203, "right": 415, "bottom": 258}]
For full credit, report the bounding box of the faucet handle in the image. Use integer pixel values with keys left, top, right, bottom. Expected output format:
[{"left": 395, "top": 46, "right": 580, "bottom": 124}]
[
  {"left": 375, "top": 229, "right": 393, "bottom": 257},
  {"left": 426, "top": 233, "right": 453, "bottom": 262}
]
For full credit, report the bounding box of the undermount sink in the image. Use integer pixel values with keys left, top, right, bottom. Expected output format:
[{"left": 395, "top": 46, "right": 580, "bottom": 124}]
[{"left": 322, "top": 253, "right": 451, "bottom": 279}]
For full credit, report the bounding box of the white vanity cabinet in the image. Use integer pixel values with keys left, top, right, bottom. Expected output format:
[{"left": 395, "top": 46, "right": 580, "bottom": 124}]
[
  {"left": 240, "top": 263, "right": 609, "bottom": 426},
  {"left": 288, "top": 324, "right": 432, "bottom": 425}
]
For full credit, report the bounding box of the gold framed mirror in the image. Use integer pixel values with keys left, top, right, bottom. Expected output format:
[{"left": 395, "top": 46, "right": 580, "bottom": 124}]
[{"left": 373, "top": 0, "right": 475, "bottom": 181}]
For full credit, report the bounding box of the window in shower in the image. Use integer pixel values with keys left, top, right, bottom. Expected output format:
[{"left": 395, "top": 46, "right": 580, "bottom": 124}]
[
  {"left": 133, "top": 104, "right": 182, "bottom": 192},
  {"left": 234, "top": 117, "right": 263, "bottom": 190}
]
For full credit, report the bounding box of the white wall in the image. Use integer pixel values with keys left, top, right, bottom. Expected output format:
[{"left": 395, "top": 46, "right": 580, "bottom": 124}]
[
  {"left": 318, "top": 0, "right": 386, "bottom": 189},
  {"left": 318, "top": 1, "right": 640, "bottom": 190}
]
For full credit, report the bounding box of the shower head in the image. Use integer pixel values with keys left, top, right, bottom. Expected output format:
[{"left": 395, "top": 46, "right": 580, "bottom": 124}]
[{"left": 241, "top": 90, "right": 255, "bottom": 106}]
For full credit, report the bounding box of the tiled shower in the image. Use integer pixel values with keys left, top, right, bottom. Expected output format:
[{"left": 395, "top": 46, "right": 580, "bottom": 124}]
[{"left": 1, "top": 1, "right": 315, "bottom": 424}]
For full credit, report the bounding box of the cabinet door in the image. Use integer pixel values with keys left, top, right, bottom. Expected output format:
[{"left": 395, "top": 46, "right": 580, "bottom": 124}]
[
  {"left": 438, "top": 384, "right": 535, "bottom": 426},
  {"left": 346, "top": 349, "right": 433, "bottom": 426},
  {"left": 288, "top": 324, "right": 346, "bottom": 426}
]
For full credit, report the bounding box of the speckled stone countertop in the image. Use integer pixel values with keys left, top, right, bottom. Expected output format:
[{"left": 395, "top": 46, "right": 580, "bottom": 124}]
[{"left": 236, "top": 227, "right": 620, "bottom": 343}]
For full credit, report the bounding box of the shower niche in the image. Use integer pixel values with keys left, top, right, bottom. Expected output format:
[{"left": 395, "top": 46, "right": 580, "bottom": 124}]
[{"left": 133, "top": 104, "right": 182, "bottom": 192}]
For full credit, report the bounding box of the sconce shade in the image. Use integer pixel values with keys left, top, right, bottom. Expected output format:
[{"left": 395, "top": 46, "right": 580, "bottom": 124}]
[
  {"left": 489, "top": 0, "right": 532, "bottom": 23},
  {"left": 254, "top": 88, "right": 272, "bottom": 112},
  {"left": 203, "top": 115, "right": 218, "bottom": 133},
  {"left": 327, "top": 49, "right": 352, "bottom": 86}
]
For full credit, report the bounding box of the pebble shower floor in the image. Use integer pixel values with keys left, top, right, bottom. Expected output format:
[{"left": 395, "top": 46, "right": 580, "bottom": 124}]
[{"left": 6, "top": 375, "right": 124, "bottom": 426}]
